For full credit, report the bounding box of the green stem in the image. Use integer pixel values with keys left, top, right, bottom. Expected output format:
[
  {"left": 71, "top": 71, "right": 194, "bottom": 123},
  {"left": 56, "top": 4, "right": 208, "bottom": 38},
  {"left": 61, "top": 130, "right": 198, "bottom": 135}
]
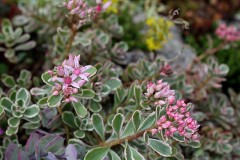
[
  {"left": 187, "top": 41, "right": 227, "bottom": 73},
  {"left": 57, "top": 106, "right": 70, "bottom": 142},
  {"left": 30, "top": 14, "right": 57, "bottom": 28},
  {"left": 63, "top": 24, "right": 78, "bottom": 58},
  {"left": 99, "top": 125, "right": 156, "bottom": 147}
]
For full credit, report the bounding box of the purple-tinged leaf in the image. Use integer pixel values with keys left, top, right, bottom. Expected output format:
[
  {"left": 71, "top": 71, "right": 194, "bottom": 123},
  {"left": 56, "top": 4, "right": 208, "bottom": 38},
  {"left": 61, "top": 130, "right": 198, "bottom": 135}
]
[
  {"left": 5, "top": 143, "right": 30, "bottom": 160},
  {"left": 47, "top": 152, "right": 58, "bottom": 160},
  {"left": 25, "top": 133, "right": 40, "bottom": 156},
  {"left": 65, "top": 144, "right": 77, "bottom": 160}
]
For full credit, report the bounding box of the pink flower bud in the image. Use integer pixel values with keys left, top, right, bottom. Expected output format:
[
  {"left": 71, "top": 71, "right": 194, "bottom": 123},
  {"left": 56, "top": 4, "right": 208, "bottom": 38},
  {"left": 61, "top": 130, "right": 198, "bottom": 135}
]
[
  {"left": 151, "top": 128, "right": 158, "bottom": 135},
  {"left": 52, "top": 91, "right": 59, "bottom": 96}
]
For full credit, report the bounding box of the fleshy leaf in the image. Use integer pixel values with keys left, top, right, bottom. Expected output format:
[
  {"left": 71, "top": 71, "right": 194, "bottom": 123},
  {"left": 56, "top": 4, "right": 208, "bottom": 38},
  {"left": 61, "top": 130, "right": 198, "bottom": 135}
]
[
  {"left": 105, "top": 78, "right": 122, "bottom": 91},
  {"left": 84, "top": 146, "right": 110, "bottom": 160},
  {"left": 47, "top": 94, "right": 63, "bottom": 108},
  {"left": 148, "top": 138, "right": 172, "bottom": 157},
  {"left": 65, "top": 144, "right": 78, "bottom": 160},
  {"left": 16, "top": 88, "right": 30, "bottom": 105},
  {"left": 132, "top": 110, "right": 142, "bottom": 131},
  {"left": 112, "top": 113, "right": 124, "bottom": 138},
  {"left": 24, "top": 104, "right": 40, "bottom": 118},
  {"left": 85, "top": 66, "right": 97, "bottom": 77},
  {"left": 8, "top": 117, "right": 20, "bottom": 128},
  {"left": 92, "top": 114, "right": 105, "bottom": 141},
  {"left": 41, "top": 72, "right": 55, "bottom": 86},
  {"left": 72, "top": 101, "right": 87, "bottom": 118}
]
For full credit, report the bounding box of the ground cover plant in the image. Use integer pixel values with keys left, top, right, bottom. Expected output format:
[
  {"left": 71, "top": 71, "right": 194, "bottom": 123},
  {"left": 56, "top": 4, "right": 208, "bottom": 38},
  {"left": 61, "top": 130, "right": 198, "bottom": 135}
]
[{"left": 0, "top": 0, "right": 240, "bottom": 160}]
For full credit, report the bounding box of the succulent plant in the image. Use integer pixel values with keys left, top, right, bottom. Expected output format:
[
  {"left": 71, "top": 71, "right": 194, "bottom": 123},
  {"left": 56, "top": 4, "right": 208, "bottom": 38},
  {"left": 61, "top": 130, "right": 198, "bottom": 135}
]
[{"left": 0, "top": 88, "right": 40, "bottom": 136}]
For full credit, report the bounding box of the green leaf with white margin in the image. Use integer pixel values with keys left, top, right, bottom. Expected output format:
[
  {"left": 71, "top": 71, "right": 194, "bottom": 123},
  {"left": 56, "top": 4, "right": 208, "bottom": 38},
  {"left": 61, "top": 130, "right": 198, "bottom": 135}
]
[
  {"left": 47, "top": 94, "right": 63, "bottom": 108},
  {"left": 124, "top": 144, "right": 134, "bottom": 160},
  {"left": 186, "top": 141, "right": 201, "bottom": 148},
  {"left": 89, "top": 100, "right": 102, "bottom": 113},
  {"left": 24, "top": 104, "right": 40, "bottom": 118},
  {"left": 1, "top": 74, "right": 15, "bottom": 87},
  {"left": 73, "top": 130, "right": 85, "bottom": 138},
  {"left": 8, "top": 117, "right": 20, "bottom": 128},
  {"left": 72, "top": 101, "right": 87, "bottom": 118},
  {"left": 80, "top": 89, "right": 95, "bottom": 99},
  {"left": 37, "top": 97, "right": 48, "bottom": 108},
  {"left": 172, "top": 133, "right": 185, "bottom": 142},
  {"left": 62, "top": 111, "right": 76, "bottom": 128},
  {"left": 132, "top": 110, "right": 142, "bottom": 131},
  {"left": 92, "top": 114, "right": 105, "bottom": 141},
  {"left": 148, "top": 138, "right": 172, "bottom": 157},
  {"left": 84, "top": 146, "right": 110, "bottom": 160},
  {"left": 130, "top": 146, "right": 145, "bottom": 160},
  {"left": 112, "top": 113, "right": 124, "bottom": 138},
  {"left": 105, "top": 78, "right": 122, "bottom": 91},
  {"left": 137, "top": 112, "right": 156, "bottom": 132},
  {"left": 22, "top": 122, "right": 40, "bottom": 129},
  {"left": 222, "top": 143, "right": 233, "bottom": 153},
  {"left": 85, "top": 66, "right": 97, "bottom": 77},
  {"left": 6, "top": 126, "right": 18, "bottom": 136},
  {"left": 0, "top": 105, "right": 4, "bottom": 118},
  {"left": 14, "top": 41, "right": 36, "bottom": 51},
  {"left": 30, "top": 87, "right": 48, "bottom": 96},
  {"left": 122, "top": 120, "right": 135, "bottom": 138},
  {"left": 108, "top": 150, "right": 121, "bottom": 160},
  {"left": 0, "top": 97, "right": 13, "bottom": 112},
  {"left": 16, "top": 88, "right": 30, "bottom": 105},
  {"left": 134, "top": 86, "right": 142, "bottom": 105},
  {"left": 41, "top": 72, "right": 55, "bottom": 86}
]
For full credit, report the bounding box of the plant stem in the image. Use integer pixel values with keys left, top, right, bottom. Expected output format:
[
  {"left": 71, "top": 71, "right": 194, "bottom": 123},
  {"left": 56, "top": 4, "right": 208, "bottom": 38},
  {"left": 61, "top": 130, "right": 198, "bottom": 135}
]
[
  {"left": 187, "top": 41, "right": 227, "bottom": 73},
  {"left": 57, "top": 106, "right": 70, "bottom": 141},
  {"left": 30, "top": 14, "right": 58, "bottom": 28},
  {"left": 99, "top": 125, "right": 156, "bottom": 147},
  {"left": 64, "top": 24, "right": 78, "bottom": 58}
]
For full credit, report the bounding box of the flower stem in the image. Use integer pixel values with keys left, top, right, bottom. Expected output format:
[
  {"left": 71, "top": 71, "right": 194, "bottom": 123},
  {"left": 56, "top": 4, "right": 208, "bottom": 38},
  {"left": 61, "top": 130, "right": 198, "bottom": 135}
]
[
  {"left": 187, "top": 41, "right": 227, "bottom": 73},
  {"left": 99, "top": 125, "right": 156, "bottom": 147},
  {"left": 57, "top": 106, "right": 70, "bottom": 142},
  {"left": 64, "top": 24, "right": 78, "bottom": 58}
]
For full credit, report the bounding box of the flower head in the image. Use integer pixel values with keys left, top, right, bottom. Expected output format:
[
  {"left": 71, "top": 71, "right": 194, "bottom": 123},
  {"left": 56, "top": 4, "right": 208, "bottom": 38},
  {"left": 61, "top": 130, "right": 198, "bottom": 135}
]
[
  {"left": 63, "top": 0, "right": 111, "bottom": 26},
  {"left": 48, "top": 54, "right": 93, "bottom": 102},
  {"left": 215, "top": 23, "right": 240, "bottom": 42},
  {"left": 145, "top": 17, "right": 173, "bottom": 51},
  {"left": 147, "top": 80, "right": 200, "bottom": 142}
]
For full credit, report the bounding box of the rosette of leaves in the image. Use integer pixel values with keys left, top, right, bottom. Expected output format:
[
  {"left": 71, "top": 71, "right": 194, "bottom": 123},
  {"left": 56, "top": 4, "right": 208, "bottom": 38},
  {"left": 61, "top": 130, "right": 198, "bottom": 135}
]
[
  {"left": 122, "top": 57, "right": 164, "bottom": 82},
  {"left": 1, "top": 69, "right": 32, "bottom": 89},
  {"left": 13, "top": 0, "right": 63, "bottom": 35},
  {"left": 4, "top": 133, "right": 79, "bottom": 160},
  {"left": 104, "top": 15, "right": 124, "bottom": 38},
  {"left": 0, "top": 88, "right": 40, "bottom": 136},
  {"left": 194, "top": 93, "right": 236, "bottom": 130},
  {"left": 187, "top": 57, "right": 229, "bottom": 101},
  {"left": 200, "top": 126, "right": 233, "bottom": 155},
  {"left": 0, "top": 19, "right": 36, "bottom": 63}
]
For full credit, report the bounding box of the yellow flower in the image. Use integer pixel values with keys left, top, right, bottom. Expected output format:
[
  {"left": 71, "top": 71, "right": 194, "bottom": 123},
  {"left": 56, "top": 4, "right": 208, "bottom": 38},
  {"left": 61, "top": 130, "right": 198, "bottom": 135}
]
[{"left": 145, "top": 17, "right": 173, "bottom": 51}]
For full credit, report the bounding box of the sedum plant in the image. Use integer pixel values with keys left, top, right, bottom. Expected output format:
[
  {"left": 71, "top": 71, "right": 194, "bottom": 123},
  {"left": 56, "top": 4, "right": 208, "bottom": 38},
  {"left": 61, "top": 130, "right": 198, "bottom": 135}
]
[{"left": 0, "top": 0, "right": 240, "bottom": 160}]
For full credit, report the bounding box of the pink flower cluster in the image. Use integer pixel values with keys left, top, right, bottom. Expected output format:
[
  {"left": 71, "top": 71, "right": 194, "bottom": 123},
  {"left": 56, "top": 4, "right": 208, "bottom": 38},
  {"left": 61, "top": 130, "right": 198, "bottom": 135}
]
[
  {"left": 145, "top": 80, "right": 175, "bottom": 106},
  {"left": 63, "top": 0, "right": 111, "bottom": 25},
  {"left": 215, "top": 23, "right": 240, "bottom": 42},
  {"left": 48, "top": 54, "right": 92, "bottom": 102},
  {"left": 160, "top": 64, "right": 173, "bottom": 76},
  {"left": 146, "top": 80, "right": 200, "bottom": 142}
]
